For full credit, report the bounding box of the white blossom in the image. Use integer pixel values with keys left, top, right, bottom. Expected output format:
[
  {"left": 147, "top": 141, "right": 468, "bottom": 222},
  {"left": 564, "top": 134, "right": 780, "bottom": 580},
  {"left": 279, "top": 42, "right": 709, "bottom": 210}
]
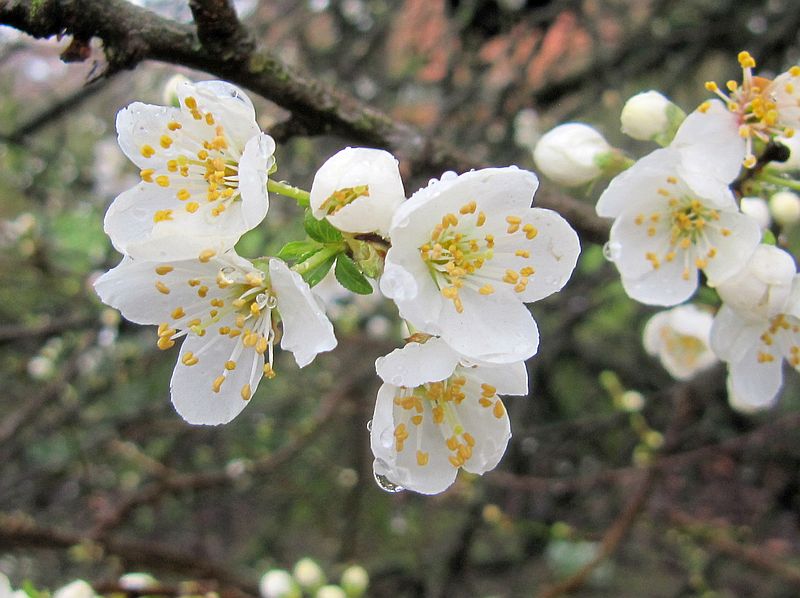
[
  {"left": 52, "top": 581, "right": 96, "bottom": 598},
  {"left": 380, "top": 167, "right": 580, "bottom": 363},
  {"left": 370, "top": 337, "right": 528, "bottom": 495},
  {"left": 642, "top": 304, "right": 717, "bottom": 380},
  {"left": 596, "top": 105, "right": 759, "bottom": 306},
  {"left": 711, "top": 276, "right": 800, "bottom": 410},
  {"left": 769, "top": 190, "right": 800, "bottom": 226},
  {"left": 293, "top": 558, "right": 326, "bottom": 590},
  {"left": 340, "top": 565, "right": 369, "bottom": 597},
  {"left": 716, "top": 244, "right": 796, "bottom": 319},
  {"left": 309, "top": 147, "right": 405, "bottom": 237},
  {"left": 105, "top": 80, "right": 275, "bottom": 261},
  {"left": 95, "top": 251, "right": 336, "bottom": 424},
  {"left": 260, "top": 569, "right": 300, "bottom": 598},
  {"left": 533, "top": 123, "right": 611, "bottom": 187}
]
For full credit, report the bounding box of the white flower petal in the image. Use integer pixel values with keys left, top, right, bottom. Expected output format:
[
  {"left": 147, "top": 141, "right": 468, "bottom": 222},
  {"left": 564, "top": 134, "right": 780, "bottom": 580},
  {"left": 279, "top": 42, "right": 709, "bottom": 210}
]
[
  {"left": 702, "top": 212, "right": 761, "bottom": 285},
  {"left": 116, "top": 102, "right": 184, "bottom": 169},
  {"left": 469, "top": 360, "right": 529, "bottom": 396},
  {"left": 370, "top": 384, "right": 457, "bottom": 495},
  {"left": 710, "top": 305, "right": 762, "bottom": 364},
  {"left": 596, "top": 148, "right": 679, "bottom": 218},
  {"left": 437, "top": 289, "right": 540, "bottom": 363},
  {"left": 179, "top": 80, "right": 261, "bottom": 150},
  {"left": 375, "top": 337, "right": 460, "bottom": 387},
  {"left": 270, "top": 259, "right": 337, "bottom": 367},
  {"left": 171, "top": 327, "right": 264, "bottom": 424},
  {"left": 621, "top": 256, "right": 698, "bottom": 306},
  {"left": 727, "top": 343, "right": 784, "bottom": 410},
  {"left": 457, "top": 380, "right": 511, "bottom": 475},
  {"left": 238, "top": 133, "right": 275, "bottom": 228}
]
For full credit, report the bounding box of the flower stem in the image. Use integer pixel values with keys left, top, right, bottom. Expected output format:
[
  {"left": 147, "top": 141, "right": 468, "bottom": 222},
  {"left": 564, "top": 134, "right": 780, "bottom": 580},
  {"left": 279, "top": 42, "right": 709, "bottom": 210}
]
[
  {"left": 758, "top": 171, "right": 800, "bottom": 192},
  {"left": 268, "top": 179, "right": 311, "bottom": 207},
  {"left": 292, "top": 243, "right": 343, "bottom": 276}
]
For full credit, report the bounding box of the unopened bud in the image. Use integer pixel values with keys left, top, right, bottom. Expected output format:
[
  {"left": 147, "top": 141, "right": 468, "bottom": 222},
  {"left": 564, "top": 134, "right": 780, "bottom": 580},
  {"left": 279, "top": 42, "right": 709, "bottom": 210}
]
[
  {"left": 340, "top": 565, "right": 369, "bottom": 597},
  {"left": 620, "top": 90, "right": 685, "bottom": 144},
  {"left": 53, "top": 581, "right": 96, "bottom": 598},
  {"left": 770, "top": 190, "right": 800, "bottom": 226},
  {"left": 162, "top": 74, "right": 191, "bottom": 107},
  {"left": 533, "top": 123, "right": 612, "bottom": 187},
  {"left": 293, "top": 558, "right": 326, "bottom": 591},
  {"left": 740, "top": 196, "right": 771, "bottom": 229},
  {"left": 260, "top": 569, "right": 300, "bottom": 598},
  {"left": 316, "top": 586, "right": 347, "bottom": 598}
]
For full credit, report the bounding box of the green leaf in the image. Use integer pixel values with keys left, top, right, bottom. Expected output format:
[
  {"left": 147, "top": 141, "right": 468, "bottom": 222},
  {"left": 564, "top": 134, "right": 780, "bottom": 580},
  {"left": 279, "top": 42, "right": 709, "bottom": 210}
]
[
  {"left": 304, "top": 209, "right": 343, "bottom": 243},
  {"left": 335, "top": 254, "right": 373, "bottom": 295},
  {"left": 302, "top": 253, "right": 337, "bottom": 287},
  {"left": 277, "top": 240, "right": 323, "bottom": 262},
  {"left": 22, "top": 580, "right": 41, "bottom": 598}
]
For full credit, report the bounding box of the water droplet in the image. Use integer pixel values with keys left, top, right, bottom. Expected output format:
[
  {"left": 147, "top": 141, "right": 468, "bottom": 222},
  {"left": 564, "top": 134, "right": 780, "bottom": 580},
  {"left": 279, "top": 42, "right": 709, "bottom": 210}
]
[
  {"left": 366, "top": 419, "right": 373, "bottom": 432},
  {"left": 266, "top": 295, "right": 278, "bottom": 309},
  {"left": 221, "top": 266, "right": 235, "bottom": 274},
  {"left": 603, "top": 241, "right": 621, "bottom": 262},
  {"left": 374, "top": 472, "right": 404, "bottom": 493},
  {"left": 390, "top": 374, "right": 403, "bottom": 386}
]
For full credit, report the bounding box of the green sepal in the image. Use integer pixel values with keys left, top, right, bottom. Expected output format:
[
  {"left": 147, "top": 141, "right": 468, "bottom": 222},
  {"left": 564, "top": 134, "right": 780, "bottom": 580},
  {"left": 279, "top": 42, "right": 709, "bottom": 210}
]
[
  {"left": 21, "top": 580, "right": 41, "bottom": 598},
  {"left": 277, "top": 240, "right": 324, "bottom": 262},
  {"left": 304, "top": 209, "right": 343, "bottom": 243},
  {"left": 762, "top": 229, "right": 777, "bottom": 246},
  {"left": 302, "top": 252, "right": 337, "bottom": 287},
  {"left": 335, "top": 254, "right": 374, "bottom": 295}
]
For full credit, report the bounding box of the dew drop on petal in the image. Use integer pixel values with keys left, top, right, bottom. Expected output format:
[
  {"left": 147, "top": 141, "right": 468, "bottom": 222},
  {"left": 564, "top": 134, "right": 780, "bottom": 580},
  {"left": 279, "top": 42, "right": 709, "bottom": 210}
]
[
  {"left": 374, "top": 471, "right": 404, "bottom": 493},
  {"left": 366, "top": 419, "right": 373, "bottom": 431},
  {"left": 603, "top": 241, "right": 621, "bottom": 262}
]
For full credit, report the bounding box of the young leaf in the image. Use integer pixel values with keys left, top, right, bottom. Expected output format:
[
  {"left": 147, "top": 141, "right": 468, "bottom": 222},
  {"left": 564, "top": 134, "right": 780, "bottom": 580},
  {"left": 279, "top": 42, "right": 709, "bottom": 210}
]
[
  {"left": 304, "top": 209, "right": 343, "bottom": 243},
  {"left": 302, "top": 253, "right": 337, "bottom": 287},
  {"left": 277, "top": 240, "right": 323, "bottom": 262},
  {"left": 335, "top": 254, "right": 373, "bottom": 295}
]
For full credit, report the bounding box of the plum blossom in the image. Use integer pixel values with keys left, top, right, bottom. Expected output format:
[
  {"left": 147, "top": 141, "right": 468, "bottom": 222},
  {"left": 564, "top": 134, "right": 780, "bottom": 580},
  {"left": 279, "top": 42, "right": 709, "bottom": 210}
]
[
  {"left": 105, "top": 80, "right": 275, "bottom": 261},
  {"left": 770, "top": 190, "right": 800, "bottom": 226},
  {"left": 596, "top": 104, "right": 760, "bottom": 306},
  {"left": 380, "top": 167, "right": 580, "bottom": 364},
  {"left": 370, "top": 337, "right": 528, "bottom": 494},
  {"left": 711, "top": 277, "right": 800, "bottom": 411},
  {"left": 704, "top": 51, "right": 800, "bottom": 167},
  {"left": 620, "top": 90, "right": 682, "bottom": 142},
  {"left": 309, "top": 147, "right": 405, "bottom": 237},
  {"left": 642, "top": 304, "right": 717, "bottom": 380},
  {"left": 95, "top": 251, "right": 336, "bottom": 424}
]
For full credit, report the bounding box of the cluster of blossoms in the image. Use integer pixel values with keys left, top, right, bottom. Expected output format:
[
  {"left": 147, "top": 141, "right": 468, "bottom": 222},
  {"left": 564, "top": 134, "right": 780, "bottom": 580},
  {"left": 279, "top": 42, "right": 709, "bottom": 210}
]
[
  {"left": 96, "top": 79, "right": 580, "bottom": 494},
  {"left": 534, "top": 51, "right": 800, "bottom": 412}
]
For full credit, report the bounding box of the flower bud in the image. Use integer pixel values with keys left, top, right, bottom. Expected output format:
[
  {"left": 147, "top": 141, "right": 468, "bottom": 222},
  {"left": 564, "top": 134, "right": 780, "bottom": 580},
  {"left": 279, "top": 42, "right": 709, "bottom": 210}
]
[
  {"left": 620, "top": 90, "right": 685, "bottom": 143},
  {"left": 293, "top": 558, "right": 326, "bottom": 591},
  {"left": 53, "top": 581, "right": 96, "bottom": 598},
  {"left": 310, "top": 148, "right": 405, "bottom": 238},
  {"left": 260, "top": 569, "right": 300, "bottom": 598},
  {"left": 770, "top": 190, "right": 800, "bottom": 226},
  {"left": 642, "top": 304, "right": 717, "bottom": 380},
  {"left": 119, "top": 573, "right": 157, "bottom": 592},
  {"left": 533, "top": 123, "right": 611, "bottom": 187},
  {"left": 716, "top": 244, "right": 796, "bottom": 318},
  {"left": 740, "top": 196, "right": 771, "bottom": 229},
  {"left": 161, "top": 73, "right": 191, "bottom": 107},
  {"left": 316, "top": 586, "right": 347, "bottom": 598},
  {"left": 340, "top": 565, "right": 369, "bottom": 597}
]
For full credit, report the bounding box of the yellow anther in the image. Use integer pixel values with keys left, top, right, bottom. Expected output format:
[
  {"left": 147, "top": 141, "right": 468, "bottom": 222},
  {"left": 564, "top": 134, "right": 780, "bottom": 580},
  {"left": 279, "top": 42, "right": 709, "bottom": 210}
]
[
  {"left": 635, "top": 214, "right": 645, "bottom": 225},
  {"left": 186, "top": 318, "right": 201, "bottom": 327},
  {"left": 197, "top": 149, "right": 209, "bottom": 160},
  {"left": 460, "top": 201, "right": 477, "bottom": 214},
  {"left": 463, "top": 432, "right": 476, "bottom": 447},
  {"left": 479, "top": 284, "right": 494, "bottom": 295},
  {"left": 197, "top": 285, "right": 209, "bottom": 298},
  {"left": 181, "top": 352, "right": 199, "bottom": 366},
  {"left": 224, "top": 360, "right": 236, "bottom": 371},
  {"left": 726, "top": 80, "right": 738, "bottom": 92},
  {"left": 416, "top": 450, "right": 429, "bottom": 466},
  {"left": 250, "top": 302, "right": 261, "bottom": 316},
  {"left": 520, "top": 266, "right": 535, "bottom": 277},
  {"left": 184, "top": 96, "right": 198, "bottom": 110},
  {"left": 140, "top": 168, "right": 155, "bottom": 182},
  {"left": 167, "top": 121, "right": 182, "bottom": 131},
  {"left": 479, "top": 397, "right": 493, "bottom": 407},
  {"left": 218, "top": 326, "right": 231, "bottom": 335},
  {"left": 177, "top": 188, "right": 191, "bottom": 201},
  {"left": 493, "top": 400, "right": 505, "bottom": 419},
  {"left": 155, "top": 265, "right": 173, "bottom": 275},
  {"left": 186, "top": 202, "right": 200, "bottom": 213},
  {"left": 680, "top": 238, "right": 692, "bottom": 249},
  {"left": 212, "top": 375, "right": 225, "bottom": 393},
  {"left": 140, "top": 144, "right": 155, "bottom": 158},
  {"left": 721, "top": 228, "right": 732, "bottom": 237},
  {"left": 432, "top": 405, "right": 444, "bottom": 424},
  {"left": 155, "top": 281, "right": 170, "bottom": 295},
  {"left": 666, "top": 176, "right": 678, "bottom": 184},
  {"left": 737, "top": 51, "right": 756, "bottom": 69},
  {"left": 263, "top": 363, "right": 276, "bottom": 379},
  {"left": 210, "top": 298, "right": 224, "bottom": 307},
  {"left": 523, "top": 224, "right": 538, "bottom": 239},
  {"left": 665, "top": 251, "right": 676, "bottom": 262},
  {"left": 411, "top": 415, "right": 423, "bottom": 426},
  {"left": 205, "top": 112, "right": 215, "bottom": 125},
  {"left": 446, "top": 436, "right": 459, "bottom": 451},
  {"left": 481, "top": 383, "right": 496, "bottom": 396},
  {"left": 647, "top": 226, "right": 656, "bottom": 237},
  {"left": 503, "top": 269, "right": 519, "bottom": 284},
  {"left": 704, "top": 81, "right": 718, "bottom": 92},
  {"left": 743, "top": 155, "right": 757, "bottom": 168},
  {"left": 515, "top": 249, "right": 530, "bottom": 258},
  {"left": 256, "top": 336, "right": 269, "bottom": 355},
  {"left": 698, "top": 101, "right": 711, "bottom": 113},
  {"left": 448, "top": 455, "right": 462, "bottom": 468},
  {"left": 153, "top": 209, "right": 174, "bottom": 223},
  {"left": 198, "top": 249, "right": 216, "bottom": 263},
  {"left": 682, "top": 267, "right": 690, "bottom": 281},
  {"left": 476, "top": 212, "right": 486, "bottom": 226},
  {"left": 790, "top": 66, "right": 800, "bottom": 77},
  {"left": 160, "top": 135, "right": 173, "bottom": 149},
  {"left": 157, "top": 336, "right": 175, "bottom": 350},
  {"left": 155, "top": 175, "right": 170, "bottom": 187},
  {"left": 695, "top": 258, "right": 707, "bottom": 269},
  {"left": 171, "top": 307, "right": 185, "bottom": 319},
  {"left": 166, "top": 160, "right": 178, "bottom": 173}
]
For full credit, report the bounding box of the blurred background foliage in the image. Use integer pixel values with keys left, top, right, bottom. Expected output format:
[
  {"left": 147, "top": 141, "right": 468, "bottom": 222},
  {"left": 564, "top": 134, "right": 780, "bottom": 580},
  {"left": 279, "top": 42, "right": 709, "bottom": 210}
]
[{"left": 2, "top": 0, "right": 800, "bottom": 596}]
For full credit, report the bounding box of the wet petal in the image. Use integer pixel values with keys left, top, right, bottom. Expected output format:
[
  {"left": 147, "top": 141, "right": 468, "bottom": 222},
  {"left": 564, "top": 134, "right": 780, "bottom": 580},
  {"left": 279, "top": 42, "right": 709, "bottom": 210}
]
[{"left": 375, "top": 337, "right": 460, "bottom": 387}]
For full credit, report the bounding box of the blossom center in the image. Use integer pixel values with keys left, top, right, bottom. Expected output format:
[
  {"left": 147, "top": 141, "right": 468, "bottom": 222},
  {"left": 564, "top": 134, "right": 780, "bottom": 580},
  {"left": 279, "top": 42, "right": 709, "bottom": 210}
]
[
  {"left": 319, "top": 185, "right": 369, "bottom": 215},
  {"left": 757, "top": 313, "right": 800, "bottom": 366},
  {"left": 139, "top": 95, "right": 244, "bottom": 221}
]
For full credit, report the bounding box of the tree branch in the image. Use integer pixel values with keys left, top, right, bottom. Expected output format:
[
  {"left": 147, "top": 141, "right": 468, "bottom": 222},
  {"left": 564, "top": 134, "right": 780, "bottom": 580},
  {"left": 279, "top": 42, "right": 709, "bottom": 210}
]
[{"left": 0, "top": 0, "right": 609, "bottom": 244}]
